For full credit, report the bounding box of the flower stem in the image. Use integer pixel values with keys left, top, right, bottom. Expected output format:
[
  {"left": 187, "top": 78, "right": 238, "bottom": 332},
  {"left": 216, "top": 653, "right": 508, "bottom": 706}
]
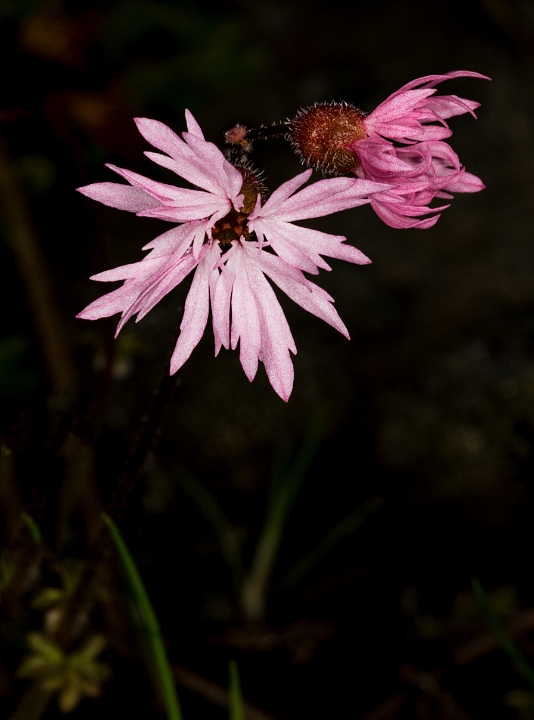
[
  {"left": 245, "top": 123, "right": 290, "bottom": 142},
  {"left": 0, "top": 131, "right": 74, "bottom": 393},
  {"left": 108, "top": 320, "right": 183, "bottom": 521}
]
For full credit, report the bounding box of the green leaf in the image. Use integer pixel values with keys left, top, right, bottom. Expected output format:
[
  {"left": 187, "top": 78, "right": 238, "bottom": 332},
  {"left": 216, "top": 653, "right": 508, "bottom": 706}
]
[
  {"left": 58, "top": 682, "right": 81, "bottom": 714},
  {"left": 228, "top": 661, "right": 244, "bottom": 720},
  {"left": 277, "top": 495, "right": 384, "bottom": 592},
  {"left": 178, "top": 468, "right": 244, "bottom": 586},
  {"left": 26, "top": 634, "right": 64, "bottom": 663},
  {"left": 241, "top": 413, "right": 325, "bottom": 622},
  {"left": 31, "top": 588, "right": 63, "bottom": 611},
  {"left": 472, "top": 578, "right": 534, "bottom": 692},
  {"left": 17, "top": 657, "right": 53, "bottom": 678},
  {"left": 72, "top": 635, "right": 107, "bottom": 662},
  {"left": 102, "top": 514, "right": 182, "bottom": 720},
  {"left": 22, "top": 512, "right": 42, "bottom": 543}
]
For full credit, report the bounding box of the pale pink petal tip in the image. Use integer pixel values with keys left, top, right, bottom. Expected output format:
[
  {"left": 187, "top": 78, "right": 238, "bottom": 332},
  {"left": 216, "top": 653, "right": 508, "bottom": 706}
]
[
  {"left": 77, "top": 182, "right": 161, "bottom": 213},
  {"left": 184, "top": 109, "right": 205, "bottom": 139}
]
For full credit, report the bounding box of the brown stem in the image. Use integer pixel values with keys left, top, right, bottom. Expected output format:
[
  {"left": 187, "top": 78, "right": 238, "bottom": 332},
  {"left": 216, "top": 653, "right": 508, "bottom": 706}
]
[
  {"left": 358, "top": 693, "right": 407, "bottom": 720},
  {"left": 52, "top": 322, "right": 184, "bottom": 644},
  {"left": 453, "top": 608, "right": 534, "bottom": 666},
  {"left": 173, "top": 665, "right": 279, "bottom": 720},
  {"left": 107, "top": 319, "right": 183, "bottom": 521},
  {"left": 398, "top": 665, "right": 475, "bottom": 720},
  {"left": 0, "top": 131, "right": 75, "bottom": 393},
  {"left": 244, "top": 123, "right": 291, "bottom": 142},
  {"left": 7, "top": 683, "right": 53, "bottom": 720}
]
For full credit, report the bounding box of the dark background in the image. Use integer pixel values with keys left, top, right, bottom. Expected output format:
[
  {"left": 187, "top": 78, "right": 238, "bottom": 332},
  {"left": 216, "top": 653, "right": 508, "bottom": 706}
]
[{"left": 2, "top": 0, "right": 534, "bottom": 718}]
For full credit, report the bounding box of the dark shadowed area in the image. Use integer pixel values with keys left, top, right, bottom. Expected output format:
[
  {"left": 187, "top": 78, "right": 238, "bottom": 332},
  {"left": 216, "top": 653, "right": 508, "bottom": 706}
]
[{"left": 2, "top": 1, "right": 534, "bottom": 719}]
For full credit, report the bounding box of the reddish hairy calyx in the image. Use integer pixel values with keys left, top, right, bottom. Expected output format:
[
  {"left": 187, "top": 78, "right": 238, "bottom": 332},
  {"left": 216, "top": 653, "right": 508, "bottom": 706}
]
[
  {"left": 239, "top": 167, "right": 265, "bottom": 214},
  {"left": 289, "top": 102, "right": 367, "bottom": 174}
]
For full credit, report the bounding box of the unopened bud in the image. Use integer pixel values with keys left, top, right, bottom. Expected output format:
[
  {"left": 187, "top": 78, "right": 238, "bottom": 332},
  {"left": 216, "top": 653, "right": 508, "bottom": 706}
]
[
  {"left": 225, "top": 124, "right": 250, "bottom": 147},
  {"left": 288, "top": 102, "right": 366, "bottom": 174}
]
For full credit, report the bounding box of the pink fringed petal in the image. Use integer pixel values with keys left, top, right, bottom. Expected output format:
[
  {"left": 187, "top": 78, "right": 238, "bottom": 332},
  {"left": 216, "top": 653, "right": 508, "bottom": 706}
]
[
  {"left": 105, "top": 163, "right": 225, "bottom": 211},
  {"left": 182, "top": 132, "right": 244, "bottom": 200},
  {"left": 369, "top": 88, "right": 436, "bottom": 125},
  {"left": 443, "top": 171, "right": 485, "bottom": 193},
  {"left": 392, "top": 71, "right": 490, "bottom": 96},
  {"left": 256, "top": 251, "right": 350, "bottom": 339},
  {"left": 271, "top": 178, "right": 386, "bottom": 221},
  {"left": 134, "top": 117, "right": 187, "bottom": 160},
  {"left": 244, "top": 254, "right": 296, "bottom": 402},
  {"left": 77, "top": 283, "right": 139, "bottom": 321},
  {"left": 89, "top": 255, "right": 168, "bottom": 283},
  {"left": 231, "top": 249, "right": 261, "bottom": 381},
  {"left": 77, "top": 182, "right": 161, "bottom": 213},
  {"left": 170, "top": 245, "right": 217, "bottom": 374},
  {"left": 129, "top": 253, "right": 199, "bottom": 327},
  {"left": 141, "top": 223, "right": 200, "bottom": 257},
  {"left": 425, "top": 95, "right": 480, "bottom": 119},
  {"left": 250, "top": 170, "right": 312, "bottom": 219},
  {"left": 211, "top": 248, "right": 236, "bottom": 354},
  {"left": 136, "top": 113, "right": 243, "bottom": 201},
  {"left": 254, "top": 218, "right": 371, "bottom": 272},
  {"left": 370, "top": 199, "right": 441, "bottom": 229}
]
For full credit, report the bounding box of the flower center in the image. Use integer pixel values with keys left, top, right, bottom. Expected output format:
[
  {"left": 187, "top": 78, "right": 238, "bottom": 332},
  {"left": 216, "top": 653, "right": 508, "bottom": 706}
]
[
  {"left": 211, "top": 166, "right": 266, "bottom": 248},
  {"left": 212, "top": 208, "right": 249, "bottom": 248},
  {"left": 288, "top": 102, "right": 367, "bottom": 174}
]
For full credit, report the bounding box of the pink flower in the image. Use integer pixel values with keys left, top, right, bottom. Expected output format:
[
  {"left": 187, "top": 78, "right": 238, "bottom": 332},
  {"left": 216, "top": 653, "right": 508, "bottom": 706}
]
[
  {"left": 351, "top": 71, "right": 489, "bottom": 228},
  {"left": 289, "top": 71, "right": 489, "bottom": 229},
  {"left": 77, "top": 111, "right": 382, "bottom": 400}
]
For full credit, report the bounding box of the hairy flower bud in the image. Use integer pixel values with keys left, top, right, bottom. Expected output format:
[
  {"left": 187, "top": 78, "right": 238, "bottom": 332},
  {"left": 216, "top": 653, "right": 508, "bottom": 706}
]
[
  {"left": 225, "top": 124, "right": 249, "bottom": 147},
  {"left": 288, "top": 102, "right": 366, "bottom": 174},
  {"left": 239, "top": 165, "right": 266, "bottom": 213}
]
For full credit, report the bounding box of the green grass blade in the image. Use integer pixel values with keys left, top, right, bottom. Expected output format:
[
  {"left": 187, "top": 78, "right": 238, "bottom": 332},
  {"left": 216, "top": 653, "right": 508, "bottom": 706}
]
[
  {"left": 272, "top": 412, "right": 325, "bottom": 525},
  {"left": 277, "top": 495, "right": 384, "bottom": 592},
  {"left": 178, "top": 468, "right": 244, "bottom": 586},
  {"left": 228, "top": 660, "right": 245, "bottom": 720},
  {"left": 21, "top": 512, "right": 42, "bottom": 543},
  {"left": 472, "top": 578, "right": 534, "bottom": 691},
  {"left": 241, "top": 413, "right": 325, "bottom": 622},
  {"left": 265, "top": 438, "right": 294, "bottom": 511},
  {"left": 102, "top": 514, "right": 182, "bottom": 720}
]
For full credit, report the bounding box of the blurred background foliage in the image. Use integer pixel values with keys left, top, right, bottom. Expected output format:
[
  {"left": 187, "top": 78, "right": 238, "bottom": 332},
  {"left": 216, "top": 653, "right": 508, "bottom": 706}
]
[{"left": 1, "top": 0, "right": 534, "bottom": 718}]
